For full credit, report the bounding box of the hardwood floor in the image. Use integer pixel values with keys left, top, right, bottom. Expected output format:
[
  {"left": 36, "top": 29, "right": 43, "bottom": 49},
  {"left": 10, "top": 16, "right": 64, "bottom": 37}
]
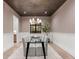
[{"left": 50, "top": 43, "right": 75, "bottom": 59}]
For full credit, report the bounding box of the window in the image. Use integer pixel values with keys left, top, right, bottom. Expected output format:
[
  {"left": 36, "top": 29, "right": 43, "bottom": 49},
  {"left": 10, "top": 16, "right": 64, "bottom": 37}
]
[
  {"left": 13, "top": 15, "right": 19, "bottom": 33},
  {"left": 30, "top": 23, "right": 41, "bottom": 33}
]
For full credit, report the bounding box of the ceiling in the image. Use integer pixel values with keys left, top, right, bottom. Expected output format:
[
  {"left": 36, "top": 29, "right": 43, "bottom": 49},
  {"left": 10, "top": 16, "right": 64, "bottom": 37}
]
[{"left": 4, "top": 0, "right": 66, "bottom": 16}]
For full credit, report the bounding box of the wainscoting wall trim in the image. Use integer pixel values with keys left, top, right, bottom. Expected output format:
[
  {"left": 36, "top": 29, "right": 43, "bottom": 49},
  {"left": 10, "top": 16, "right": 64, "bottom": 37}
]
[
  {"left": 51, "top": 32, "right": 75, "bottom": 57},
  {"left": 3, "top": 33, "right": 14, "bottom": 52}
]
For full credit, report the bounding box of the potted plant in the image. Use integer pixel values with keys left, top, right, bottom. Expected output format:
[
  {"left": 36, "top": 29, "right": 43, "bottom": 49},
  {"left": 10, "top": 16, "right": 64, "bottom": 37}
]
[{"left": 42, "top": 23, "right": 50, "bottom": 43}]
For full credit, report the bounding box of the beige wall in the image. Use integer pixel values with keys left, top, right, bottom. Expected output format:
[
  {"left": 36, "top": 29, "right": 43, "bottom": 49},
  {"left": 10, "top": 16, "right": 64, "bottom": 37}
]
[
  {"left": 51, "top": 0, "right": 75, "bottom": 33},
  {"left": 20, "top": 16, "right": 51, "bottom": 32},
  {"left": 50, "top": 0, "right": 75, "bottom": 56},
  {"left": 3, "top": 1, "right": 20, "bottom": 33}
]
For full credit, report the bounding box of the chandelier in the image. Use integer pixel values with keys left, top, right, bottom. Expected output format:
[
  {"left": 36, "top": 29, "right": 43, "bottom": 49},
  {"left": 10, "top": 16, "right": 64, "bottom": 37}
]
[{"left": 29, "top": 18, "right": 42, "bottom": 24}]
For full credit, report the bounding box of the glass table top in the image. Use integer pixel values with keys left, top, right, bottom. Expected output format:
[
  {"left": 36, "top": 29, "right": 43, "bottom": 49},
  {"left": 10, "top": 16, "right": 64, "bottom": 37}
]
[{"left": 23, "top": 36, "right": 48, "bottom": 43}]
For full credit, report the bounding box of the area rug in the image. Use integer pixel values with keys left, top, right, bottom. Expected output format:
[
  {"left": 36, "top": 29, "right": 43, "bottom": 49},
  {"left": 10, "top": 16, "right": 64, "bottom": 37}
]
[{"left": 8, "top": 45, "right": 63, "bottom": 59}]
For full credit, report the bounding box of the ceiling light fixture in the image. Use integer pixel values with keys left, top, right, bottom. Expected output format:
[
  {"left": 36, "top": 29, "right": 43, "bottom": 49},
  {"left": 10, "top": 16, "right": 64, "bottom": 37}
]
[
  {"left": 24, "top": 11, "right": 26, "bottom": 14},
  {"left": 44, "top": 11, "right": 47, "bottom": 14}
]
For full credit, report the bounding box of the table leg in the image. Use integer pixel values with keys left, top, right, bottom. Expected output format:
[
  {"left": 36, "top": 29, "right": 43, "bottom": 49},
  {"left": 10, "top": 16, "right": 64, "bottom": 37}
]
[
  {"left": 42, "top": 42, "right": 46, "bottom": 59},
  {"left": 26, "top": 42, "right": 30, "bottom": 59}
]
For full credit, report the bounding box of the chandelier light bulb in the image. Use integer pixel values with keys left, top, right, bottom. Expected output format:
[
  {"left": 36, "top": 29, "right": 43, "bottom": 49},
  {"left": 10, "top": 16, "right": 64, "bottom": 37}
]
[
  {"left": 29, "top": 19, "right": 31, "bottom": 22},
  {"left": 29, "top": 18, "right": 42, "bottom": 24}
]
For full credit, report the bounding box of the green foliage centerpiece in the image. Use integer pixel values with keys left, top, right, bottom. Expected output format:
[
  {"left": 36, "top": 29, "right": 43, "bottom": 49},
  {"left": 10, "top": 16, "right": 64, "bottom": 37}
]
[
  {"left": 42, "top": 23, "right": 50, "bottom": 43},
  {"left": 42, "top": 23, "right": 50, "bottom": 33}
]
